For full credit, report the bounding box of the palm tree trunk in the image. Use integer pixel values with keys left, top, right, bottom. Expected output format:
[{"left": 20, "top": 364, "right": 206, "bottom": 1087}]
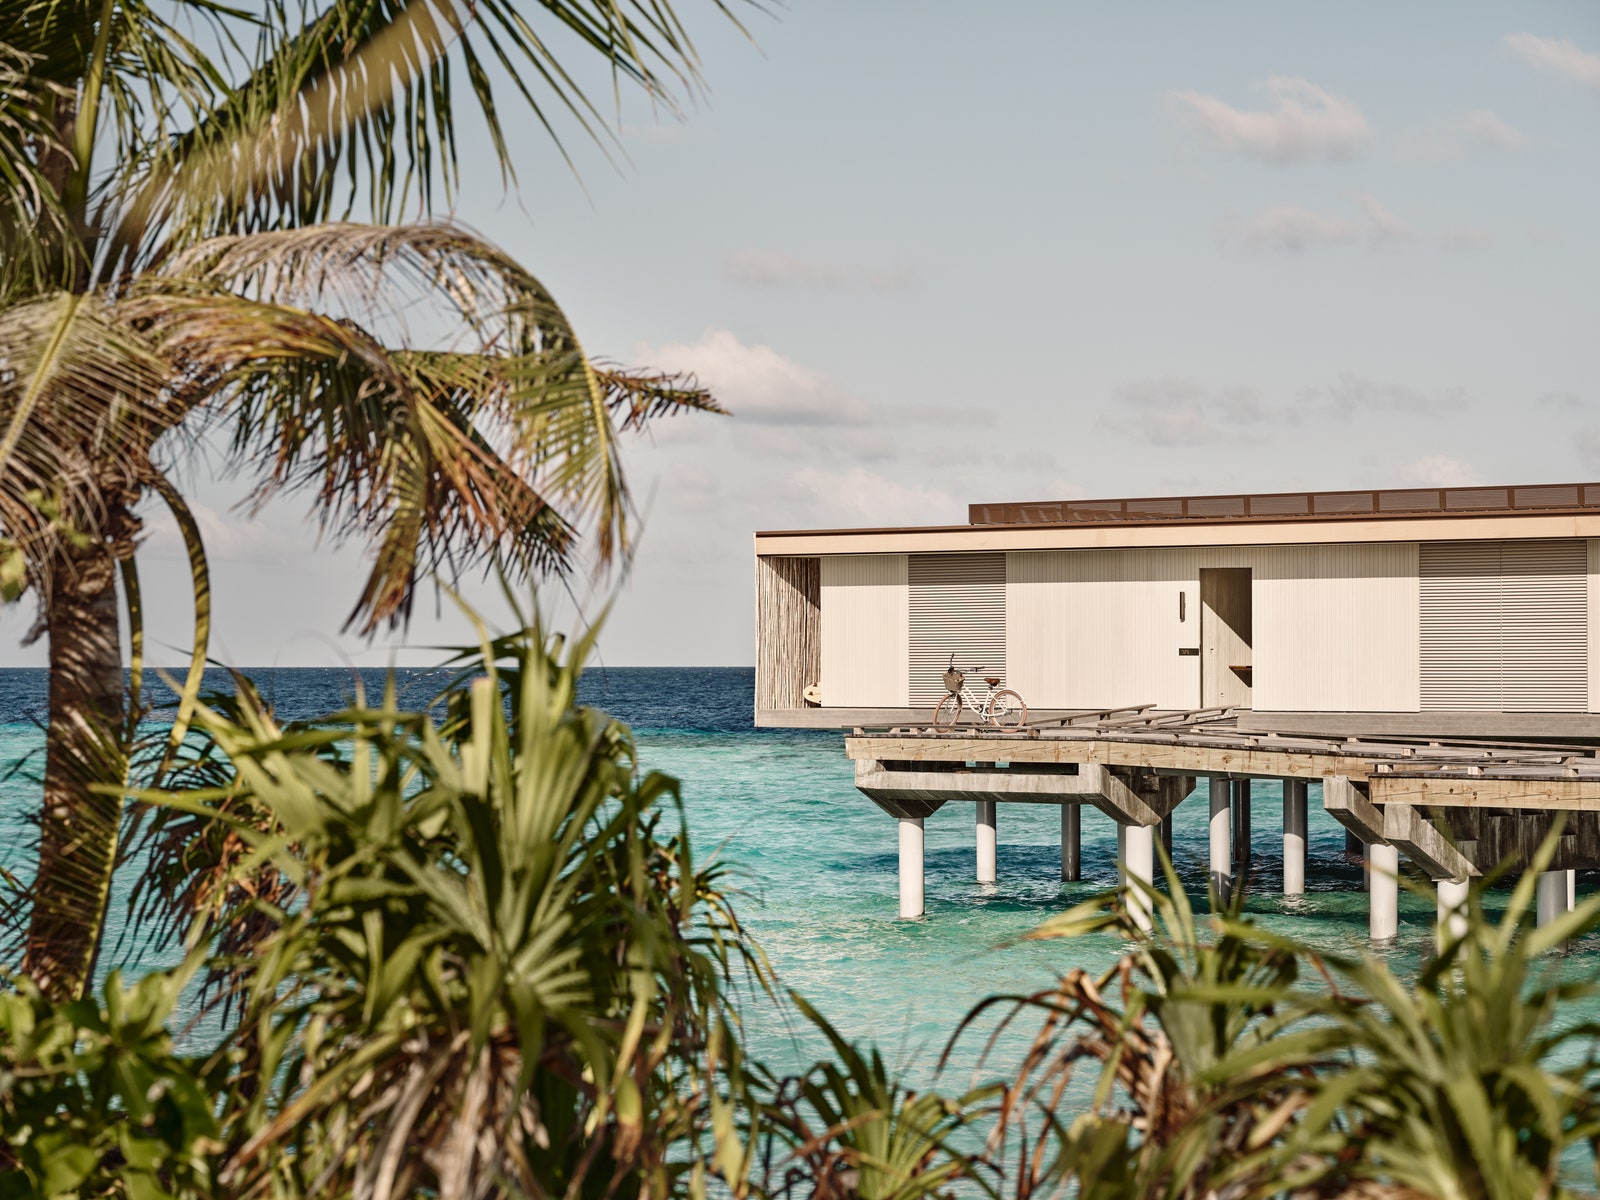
[{"left": 22, "top": 534, "right": 126, "bottom": 1000}]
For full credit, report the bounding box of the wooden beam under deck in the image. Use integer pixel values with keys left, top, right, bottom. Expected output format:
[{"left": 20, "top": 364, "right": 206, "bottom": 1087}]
[
  {"left": 846, "top": 734, "right": 1418, "bottom": 787},
  {"left": 1370, "top": 776, "right": 1600, "bottom": 811}
]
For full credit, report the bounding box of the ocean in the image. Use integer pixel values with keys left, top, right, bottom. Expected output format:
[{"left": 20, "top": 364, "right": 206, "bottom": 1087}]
[{"left": 0, "top": 666, "right": 1581, "bottom": 1090}]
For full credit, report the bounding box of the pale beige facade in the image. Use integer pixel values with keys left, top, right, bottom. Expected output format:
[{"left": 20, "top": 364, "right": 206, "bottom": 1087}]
[{"left": 756, "top": 488, "right": 1600, "bottom": 730}]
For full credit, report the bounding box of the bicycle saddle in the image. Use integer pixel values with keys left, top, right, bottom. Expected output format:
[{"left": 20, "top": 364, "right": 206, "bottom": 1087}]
[{"left": 984, "top": 676, "right": 1001, "bottom": 687}]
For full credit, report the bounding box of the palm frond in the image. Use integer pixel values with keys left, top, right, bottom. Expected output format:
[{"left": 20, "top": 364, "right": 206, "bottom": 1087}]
[
  {"left": 129, "top": 221, "right": 708, "bottom": 628},
  {"left": 100, "top": 0, "right": 752, "bottom": 272},
  {"left": 0, "top": 38, "right": 78, "bottom": 301},
  {"left": 0, "top": 290, "right": 170, "bottom": 571}
]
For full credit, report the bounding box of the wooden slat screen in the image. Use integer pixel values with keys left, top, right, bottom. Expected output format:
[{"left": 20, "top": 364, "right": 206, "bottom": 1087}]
[
  {"left": 755, "top": 556, "right": 820, "bottom": 710},
  {"left": 1420, "top": 539, "right": 1587, "bottom": 712},
  {"left": 908, "top": 553, "right": 1006, "bottom": 707}
]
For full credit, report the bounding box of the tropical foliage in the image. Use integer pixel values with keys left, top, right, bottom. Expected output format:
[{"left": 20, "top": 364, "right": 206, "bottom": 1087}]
[
  {"left": 948, "top": 850, "right": 1600, "bottom": 1200},
  {"left": 0, "top": 0, "right": 734, "bottom": 1001},
  {"left": 5, "top": 612, "right": 1600, "bottom": 1198}
]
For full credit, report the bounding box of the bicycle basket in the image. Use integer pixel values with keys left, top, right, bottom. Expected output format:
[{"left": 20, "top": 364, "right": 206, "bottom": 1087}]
[{"left": 943, "top": 667, "right": 964, "bottom": 694}]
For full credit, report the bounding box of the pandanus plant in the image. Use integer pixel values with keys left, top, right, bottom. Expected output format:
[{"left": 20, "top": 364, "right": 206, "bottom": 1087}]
[
  {"left": 30, "top": 614, "right": 766, "bottom": 1198},
  {"left": 950, "top": 845, "right": 1600, "bottom": 1200},
  {"left": 0, "top": 0, "right": 737, "bottom": 1000}
]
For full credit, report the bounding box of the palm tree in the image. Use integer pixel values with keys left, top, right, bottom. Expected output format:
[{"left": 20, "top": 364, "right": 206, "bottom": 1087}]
[{"left": 0, "top": 0, "right": 736, "bottom": 1001}]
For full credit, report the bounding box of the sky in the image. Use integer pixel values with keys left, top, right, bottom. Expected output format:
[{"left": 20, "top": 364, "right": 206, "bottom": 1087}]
[{"left": 4, "top": 0, "right": 1598, "bottom": 669}]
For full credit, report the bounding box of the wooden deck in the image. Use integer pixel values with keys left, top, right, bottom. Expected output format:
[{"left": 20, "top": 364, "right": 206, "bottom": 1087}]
[{"left": 845, "top": 709, "right": 1600, "bottom": 877}]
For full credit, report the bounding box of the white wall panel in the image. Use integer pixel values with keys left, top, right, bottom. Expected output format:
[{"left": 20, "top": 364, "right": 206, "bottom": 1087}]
[
  {"left": 1007, "top": 544, "right": 1421, "bottom": 713},
  {"left": 820, "top": 555, "right": 909, "bottom": 707},
  {"left": 1252, "top": 544, "right": 1419, "bottom": 712}
]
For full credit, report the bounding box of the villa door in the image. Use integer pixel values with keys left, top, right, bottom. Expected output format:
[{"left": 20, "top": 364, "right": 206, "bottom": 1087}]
[{"left": 1200, "top": 568, "right": 1253, "bottom": 709}]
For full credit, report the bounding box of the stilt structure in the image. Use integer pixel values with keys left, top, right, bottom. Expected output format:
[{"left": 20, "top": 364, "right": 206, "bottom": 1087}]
[
  {"left": 1232, "top": 779, "right": 1252, "bottom": 870},
  {"left": 1120, "top": 822, "right": 1155, "bottom": 931},
  {"left": 1209, "top": 778, "right": 1232, "bottom": 904},
  {"left": 1283, "top": 779, "right": 1308, "bottom": 897},
  {"left": 1061, "top": 803, "right": 1080, "bottom": 882},
  {"left": 898, "top": 818, "right": 924, "bottom": 919},
  {"left": 1537, "top": 871, "right": 1570, "bottom": 927},
  {"left": 1437, "top": 877, "right": 1469, "bottom": 947},
  {"left": 975, "top": 800, "right": 997, "bottom": 884},
  {"left": 1368, "top": 842, "right": 1399, "bottom": 942}
]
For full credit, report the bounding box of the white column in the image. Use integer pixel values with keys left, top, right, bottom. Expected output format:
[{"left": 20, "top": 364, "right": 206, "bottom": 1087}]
[
  {"left": 1368, "top": 842, "right": 1399, "bottom": 942},
  {"left": 1061, "top": 803, "right": 1080, "bottom": 881},
  {"left": 1568, "top": 869, "right": 1577, "bottom": 912},
  {"left": 1209, "top": 778, "right": 1232, "bottom": 904},
  {"left": 976, "top": 801, "right": 997, "bottom": 884},
  {"left": 1537, "top": 870, "right": 1570, "bottom": 927},
  {"left": 1122, "top": 823, "right": 1155, "bottom": 932},
  {"left": 1282, "top": 780, "right": 1307, "bottom": 897},
  {"left": 898, "top": 818, "right": 925, "bottom": 919},
  {"left": 1437, "top": 877, "right": 1469, "bottom": 948}
]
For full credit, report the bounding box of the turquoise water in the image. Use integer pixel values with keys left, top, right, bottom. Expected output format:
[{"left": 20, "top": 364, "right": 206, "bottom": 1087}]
[{"left": 0, "top": 666, "right": 1593, "bottom": 1092}]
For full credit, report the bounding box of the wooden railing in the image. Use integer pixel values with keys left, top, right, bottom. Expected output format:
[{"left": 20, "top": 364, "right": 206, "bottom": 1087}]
[{"left": 968, "top": 483, "right": 1600, "bottom": 526}]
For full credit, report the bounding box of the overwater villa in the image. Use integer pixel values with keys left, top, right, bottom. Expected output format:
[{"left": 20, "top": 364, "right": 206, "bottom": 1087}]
[{"left": 753, "top": 482, "right": 1600, "bottom": 937}]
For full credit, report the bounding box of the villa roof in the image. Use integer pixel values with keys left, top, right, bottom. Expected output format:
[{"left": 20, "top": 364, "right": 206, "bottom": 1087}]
[{"left": 966, "top": 482, "right": 1600, "bottom": 528}]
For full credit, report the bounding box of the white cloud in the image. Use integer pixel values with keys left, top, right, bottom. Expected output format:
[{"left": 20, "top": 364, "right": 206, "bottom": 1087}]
[
  {"left": 1539, "top": 390, "right": 1587, "bottom": 409},
  {"left": 1298, "top": 373, "right": 1468, "bottom": 417},
  {"left": 1224, "top": 194, "right": 1411, "bottom": 253},
  {"left": 1167, "top": 76, "right": 1370, "bottom": 164},
  {"left": 1103, "top": 378, "right": 1267, "bottom": 446},
  {"left": 633, "top": 329, "right": 869, "bottom": 426},
  {"left": 1462, "top": 109, "right": 1528, "bottom": 148},
  {"left": 141, "top": 500, "right": 302, "bottom": 562},
  {"left": 726, "top": 250, "right": 853, "bottom": 288},
  {"left": 1227, "top": 204, "right": 1357, "bottom": 251},
  {"left": 1505, "top": 33, "right": 1600, "bottom": 93},
  {"left": 1396, "top": 109, "right": 1527, "bottom": 161},
  {"left": 1398, "top": 455, "right": 1482, "bottom": 488},
  {"left": 725, "top": 249, "right": 920, "bottom": 290},
  {"left": 1440, "top": 226, "right": 1490, "bottom": 250},
  {"left": 778, "top": 466, "right": 959, "bottom": 527}
]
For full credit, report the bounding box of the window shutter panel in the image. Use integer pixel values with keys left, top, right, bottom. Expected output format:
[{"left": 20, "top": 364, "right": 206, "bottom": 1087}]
[
  {"left": 1420, "top": 539, "right": 1587, "bottom": 712},
  {"left": 909, "top": 554, "right": 1007, "bottom": 707}
]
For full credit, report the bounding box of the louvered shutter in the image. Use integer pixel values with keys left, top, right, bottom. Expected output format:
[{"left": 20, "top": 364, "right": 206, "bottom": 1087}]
[
  {"left": 908, "top": 553, "right": 1006, "bottom": 706},
  {"left": 1419, "top": 539, "right": 1587, "bottom": 712}
]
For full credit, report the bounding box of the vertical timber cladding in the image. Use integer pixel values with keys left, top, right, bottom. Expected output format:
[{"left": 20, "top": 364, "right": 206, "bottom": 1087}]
[
  {"left": 908, "top": 553, "right": 1007, "bottom": 707},
  {"left": 1420, "top": 539, "right": 1588, "bottom": 711},
  {"left": 755, "top": 556, "right": 820, "bottom": 711}
]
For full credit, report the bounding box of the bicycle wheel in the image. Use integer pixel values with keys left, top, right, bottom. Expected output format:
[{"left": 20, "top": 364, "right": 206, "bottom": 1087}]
[
  {"left": 987, "top": 690, "right": 1027, "bottom": 731},
  {"left": 933, "top": 693, "right": 964, "bottom": 730}
]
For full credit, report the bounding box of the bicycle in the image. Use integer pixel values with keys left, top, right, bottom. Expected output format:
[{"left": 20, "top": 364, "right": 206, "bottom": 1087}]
[{"left": 933, "top": 655, "right": 1028, "bottom": 731}]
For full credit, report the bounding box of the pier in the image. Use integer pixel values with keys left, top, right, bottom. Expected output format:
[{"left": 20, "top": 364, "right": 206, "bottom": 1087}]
[
  {"left": 847, "top": 705, "right": 1598, "bottom": 937},
  {"left": 753, "top": 481, "right": 1600, "bottom": 937}
]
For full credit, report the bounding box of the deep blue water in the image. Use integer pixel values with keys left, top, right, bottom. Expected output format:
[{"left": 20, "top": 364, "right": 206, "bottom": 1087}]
[{"left": 1, "top": 666, "right": 1593, "bottom": 1091}]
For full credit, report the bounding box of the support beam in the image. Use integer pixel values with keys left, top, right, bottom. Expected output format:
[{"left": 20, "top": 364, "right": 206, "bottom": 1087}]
[
  {"left": 1537, "top": 870, "right": 1570, "bottom": 928},
  {"left": 1283, "top": 779, "right": 1307, "bottom": 897},
  {"left": 1382, "top": 802, "right": 1479, "bottom": 881},
  {"left": 1061, "top": 803, "right": 1080, "bottom": 882},
  {"left": 1368, "top": 842, "right": 1399, "bottom": 942},
  {"left": 1233, "top": 780, "right": 1252, "bottom": 867},
  {"left": 976, "top": 800, "right": 997, "bottom": 884},
  {"left": 1160, "top": 811, "right": 1174, "bottom": 860},
  {"left": 1437, "top": 877, "right": 1469, "bottom": 948},
  {"left": 898, "top": 818, "right": 925, "bottom": 919},
  {"left": 1121, "top": 822, "right": 1155, "bottom": 932},
  {"left": 1324, "top": 776, "right": 1384, "bottom": 844},
  {"left": 1209, "top": 778, "right": 1232, "bottom": 904}
]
